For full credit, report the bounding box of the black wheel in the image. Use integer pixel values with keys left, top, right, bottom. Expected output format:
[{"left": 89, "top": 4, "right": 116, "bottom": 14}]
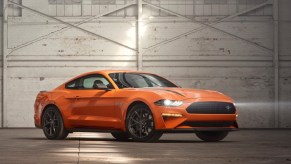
[
  {"left": 196, "top": 131, "right": 229, "bottom": 142},
  {"left": 111, "top": 132, "right": 130, "bottom": 141},
  {"left": 126, "top": 103, "right": 163, "bottom": 142},
  {"left": 42, "top": 106, "right": 68, "bottom": 140}
]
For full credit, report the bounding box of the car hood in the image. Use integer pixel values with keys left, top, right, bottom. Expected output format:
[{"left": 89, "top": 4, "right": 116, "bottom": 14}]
[{"left": 123, "top": 87, "right": 232, "bottom": 101}]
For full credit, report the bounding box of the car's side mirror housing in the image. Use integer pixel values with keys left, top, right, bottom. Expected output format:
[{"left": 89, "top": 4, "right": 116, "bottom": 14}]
[{"left": 95, "top": 83, "right": 112, "bottom": 91}]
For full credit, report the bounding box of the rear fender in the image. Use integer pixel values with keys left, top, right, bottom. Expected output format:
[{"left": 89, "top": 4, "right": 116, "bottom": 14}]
[{"left": 35, "top": 91, "right": 63, "bottom": 128}]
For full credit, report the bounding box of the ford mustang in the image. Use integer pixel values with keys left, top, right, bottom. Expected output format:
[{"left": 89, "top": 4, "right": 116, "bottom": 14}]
[{"left": 34, "top": 70, "right": 238, "bottom": 142}]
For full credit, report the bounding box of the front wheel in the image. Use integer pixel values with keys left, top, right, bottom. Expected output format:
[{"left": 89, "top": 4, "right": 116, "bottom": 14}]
[
  {"left": 42, "top": 106, "right": 68, "bottom": 140},
  {"left": 126, "top": 104, "right": 163, "bottom": 142},
  {"left": 196, "top": 131, "right": 229, "bottom": 142}
]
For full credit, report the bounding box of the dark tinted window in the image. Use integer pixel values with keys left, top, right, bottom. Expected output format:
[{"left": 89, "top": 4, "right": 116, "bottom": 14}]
[{"left": 109, "top": 73, "right": 177, "bottom": 88}]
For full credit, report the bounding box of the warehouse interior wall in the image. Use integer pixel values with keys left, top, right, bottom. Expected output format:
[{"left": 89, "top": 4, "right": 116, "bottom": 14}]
[
  {"left": 278, "top": 0, "right": 291, "bottom": 128},
  {"left": 1, "top": 0, "right": 290, "bottom": 128},
  {"left": 1, "top": 0, "right": 3, "bottom": 127}
]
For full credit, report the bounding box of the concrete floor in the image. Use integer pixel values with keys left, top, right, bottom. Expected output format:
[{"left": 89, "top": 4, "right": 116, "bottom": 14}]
[{"left": 0, "top": 129, "right": 291, "bottom": 164}]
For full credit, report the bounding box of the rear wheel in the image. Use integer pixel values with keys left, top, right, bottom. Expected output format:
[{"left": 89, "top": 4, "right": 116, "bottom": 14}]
[
  {"left": 111, "top": 132, "right": 130, "bottom": 141},
  {"left": 126, "top": 104, "right": 163, "bottom": 142},
  {"left": 196, "top": 131, "right": 229, "bottom": 142},
  {"left": 42, "top": 106, "right": 68, "bottom": 140}
]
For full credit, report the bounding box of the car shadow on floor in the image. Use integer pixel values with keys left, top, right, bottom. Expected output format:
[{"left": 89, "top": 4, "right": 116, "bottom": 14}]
[{"left": 13, "top": 137, "right": 236, "bottom": 143}]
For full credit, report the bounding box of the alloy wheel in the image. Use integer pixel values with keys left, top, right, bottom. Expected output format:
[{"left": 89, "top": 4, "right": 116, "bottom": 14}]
[
  {"left": 43, "top": 109, "right": 59, "bottom": 137},
  {"left": 42, "top": 106, "right": 68, "bottom": 140},
  {"left": 128, "top": 107, "right": 154, "bottom": 139}
]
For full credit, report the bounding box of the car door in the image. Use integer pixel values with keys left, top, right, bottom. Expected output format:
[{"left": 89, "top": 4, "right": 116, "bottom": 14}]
[{"left": 65, "top": 74, "right": 118, "bottom": 129}]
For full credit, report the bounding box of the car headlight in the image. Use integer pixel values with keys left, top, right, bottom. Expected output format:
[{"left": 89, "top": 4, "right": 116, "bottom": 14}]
[{"left": 154, "top": 99, "right": 183, "bottom": 107}]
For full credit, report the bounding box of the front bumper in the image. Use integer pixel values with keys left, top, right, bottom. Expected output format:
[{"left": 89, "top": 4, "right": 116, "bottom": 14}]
[
  {"left": 152, "top": 99, "right": 238, "bottom": 130},
  {"left": 160, "top": 127, "right": 239, "bottom": 133}
]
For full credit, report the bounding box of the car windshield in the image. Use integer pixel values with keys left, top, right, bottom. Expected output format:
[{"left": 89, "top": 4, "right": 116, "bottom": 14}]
[{"left": 109, "top": 73, "right": 178, "bottom": 88}]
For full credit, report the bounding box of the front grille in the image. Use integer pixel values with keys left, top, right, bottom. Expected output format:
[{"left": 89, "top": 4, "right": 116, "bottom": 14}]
[
  {"left": 186, "top": 102, "right": 236, "bottom": 114},
  {"left": 180, "top": 121, "right": 234, "bottom": 127}
]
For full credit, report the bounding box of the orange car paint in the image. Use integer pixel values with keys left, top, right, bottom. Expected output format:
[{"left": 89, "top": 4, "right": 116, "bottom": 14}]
[{"left": 34, "top": 70, "right": 238, "bottom": 131}]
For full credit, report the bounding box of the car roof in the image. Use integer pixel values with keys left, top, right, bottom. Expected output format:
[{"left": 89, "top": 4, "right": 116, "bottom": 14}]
[
  {"left": 55, "top": 70, "right": 170, "bottom": 90},
  {"left": 66, "top": 70, "right": 155, "bottom": 83},
  {"left": 89, "top": 70, "right": 152, "bottom": 75}
]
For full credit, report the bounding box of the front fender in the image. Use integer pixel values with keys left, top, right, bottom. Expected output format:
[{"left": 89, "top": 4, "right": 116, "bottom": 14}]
[{"left": 119, "top": 91, "right": 167, "bottom": 131}]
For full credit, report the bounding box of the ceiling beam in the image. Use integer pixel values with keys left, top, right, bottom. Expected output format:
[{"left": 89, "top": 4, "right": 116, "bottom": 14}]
[{"left": 143, "top": 0, "right": 273, "bottom": 53}]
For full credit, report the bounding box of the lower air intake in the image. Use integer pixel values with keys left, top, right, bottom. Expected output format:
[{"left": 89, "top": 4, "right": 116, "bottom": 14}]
[{"left": 186, "top": 102, "right": 236, "bottom": 114}]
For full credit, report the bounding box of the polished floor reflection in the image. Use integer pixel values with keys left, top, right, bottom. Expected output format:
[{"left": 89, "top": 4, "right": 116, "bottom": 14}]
[{"left": 0, "top": 129, "right": 291, "bottom": 163}]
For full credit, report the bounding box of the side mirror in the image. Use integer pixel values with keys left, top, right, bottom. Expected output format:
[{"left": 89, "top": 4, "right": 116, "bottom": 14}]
[{"left": 95, "top": 83, "right": 111, "bottom": 91}]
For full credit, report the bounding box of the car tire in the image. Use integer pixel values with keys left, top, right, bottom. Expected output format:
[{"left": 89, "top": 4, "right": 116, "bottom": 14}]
[
  {"left": 126, "top": 103, "right": 163, "bottom": 142},
  {"left": 42, "top": 106, "right": 68, "bottom": 140},
  {"left": 196, "top": 131, "right": 229, "bottom": 142},
  {"left": 111, "top": 132, "right": 130, "bottom": 141}
]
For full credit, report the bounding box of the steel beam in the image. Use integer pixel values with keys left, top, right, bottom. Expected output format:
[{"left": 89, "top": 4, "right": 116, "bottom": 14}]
[
  {"left": 8, "top": 2, "right": 136, "bottom": 54},
  {"left": 137, "top": 0, "right": 143, "bottom": 70},
  {"left": 142, "top": 0, "right": 273, "bottom": 53},
  {"left": 2, "top": 0, "right": 8, "bottom": 127},
  {"left": 273, "top": 0, "right": 279, "bottom": 128},
  {"left": 8, "top": 1, "right": 137, "bottom": 52},
  {"left": 219, "top": 0, "right": 272, "bottom": 22}
]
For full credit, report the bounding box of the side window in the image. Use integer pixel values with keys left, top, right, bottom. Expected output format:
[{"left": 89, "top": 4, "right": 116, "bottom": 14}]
[
  {"left": 83, "top": 75, "right": 109, "bottom": 89},
  {"left": 80, "top": 74, "right": 113, "bottom": 89},
  {"left": 65, "top": 74, "right": 113, "bottom": 90},
  {"left": 66, "top": 79, "right": 79, "bottom": 89}
]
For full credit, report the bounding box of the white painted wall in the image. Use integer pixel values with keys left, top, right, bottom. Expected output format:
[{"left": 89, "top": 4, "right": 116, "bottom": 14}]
[
  {"left": 1, "top": 0, "right": 291, "bottom": 128},
  {"left": 278, "top": 0, "right": 291, "bottom": 128},
  {"left": 0, "top": 17, "right": 2, "bottom": 126}
]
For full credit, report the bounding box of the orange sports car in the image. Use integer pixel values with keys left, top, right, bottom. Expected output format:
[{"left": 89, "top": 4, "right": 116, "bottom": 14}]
[{"left": 34, "top": 70, "right": 238, "bottom": 142}]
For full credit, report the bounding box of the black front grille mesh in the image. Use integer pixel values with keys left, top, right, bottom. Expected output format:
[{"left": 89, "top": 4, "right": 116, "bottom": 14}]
[{"left": 186, "top": 102, "right": 236, "bottom": 114}]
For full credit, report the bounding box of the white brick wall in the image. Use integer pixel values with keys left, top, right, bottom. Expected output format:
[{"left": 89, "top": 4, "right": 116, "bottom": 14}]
[{"left": 1, "top": 0, "right": 291, "bottom": 128}]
